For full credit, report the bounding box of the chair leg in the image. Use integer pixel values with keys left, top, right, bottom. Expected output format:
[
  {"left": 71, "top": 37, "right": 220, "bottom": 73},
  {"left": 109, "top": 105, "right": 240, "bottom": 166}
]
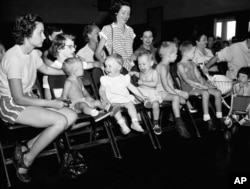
[
  {"left": 0, "top": 141, "right": 11, "bottom": 188},
  {"left": 183, "top": 105, "right": 201, "bottom": 138},
  {"left": 141, "top": 111, "right": 162, "bottom": 149},
  {"left": 53, "top": 142, "right": 61, "bottom": 163},
  {"left": 103, "top": 120, "right": 122, "bottom": 159}
]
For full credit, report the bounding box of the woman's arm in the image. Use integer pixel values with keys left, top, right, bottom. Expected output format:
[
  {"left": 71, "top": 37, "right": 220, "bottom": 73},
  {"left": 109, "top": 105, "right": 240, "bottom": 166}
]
[
  {"left": 95, "top": 37, "right": 107, "bottom": 64},
  {"left": 42, "top": 50, "right": 54, "bottom": 66},
  {"left": 9, "top": 78, "right": 64, "bottom": 109},
  {"left": 205, "top": 55, "right": 219, "bottom": 68},
  {"left": 38, "top": 63, "right": 64, "bottom": 75}
]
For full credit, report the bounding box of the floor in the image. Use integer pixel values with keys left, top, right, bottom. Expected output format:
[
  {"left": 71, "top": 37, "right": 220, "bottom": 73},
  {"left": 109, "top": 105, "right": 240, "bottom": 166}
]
[{"left": 1, "top": 109, "right": 250, "bottom": 189}]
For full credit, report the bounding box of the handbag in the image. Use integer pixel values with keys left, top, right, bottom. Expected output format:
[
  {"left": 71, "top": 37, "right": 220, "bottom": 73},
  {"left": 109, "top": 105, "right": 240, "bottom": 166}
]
[{"left": 59, "top": 150, "right": 88, "bottom": 179}]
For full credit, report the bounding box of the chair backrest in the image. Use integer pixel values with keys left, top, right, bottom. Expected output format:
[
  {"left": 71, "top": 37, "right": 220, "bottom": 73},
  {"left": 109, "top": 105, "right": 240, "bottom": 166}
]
[
  {"left": 231, "top": 95, "right": 250, "bottom": 113},
  {"left": 169, "top": 62, "right": 182, "bottom": 90},
  {"left": 48, "top": 75, "right": 67, "bottom": 99},
  {"left": 48, "top": 71, "right": 98, "bottom": 100}
]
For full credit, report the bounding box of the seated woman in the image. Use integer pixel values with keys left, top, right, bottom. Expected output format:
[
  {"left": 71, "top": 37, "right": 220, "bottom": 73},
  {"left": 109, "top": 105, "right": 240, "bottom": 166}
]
[
  {"left": 0, "top": 13, "right": 77, "bottom": 183},
  {"left": 43, "top": 33, "right": 76, "bottom": 99}
]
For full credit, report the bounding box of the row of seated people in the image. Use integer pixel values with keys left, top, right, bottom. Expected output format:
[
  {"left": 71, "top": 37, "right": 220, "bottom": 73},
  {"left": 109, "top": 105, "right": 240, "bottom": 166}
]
[
  {"left": 0, "top": 12, "right": 230, "bottom": 186},
  {"left": 42, "top": 30, "right": 226, "bottom": 131}
]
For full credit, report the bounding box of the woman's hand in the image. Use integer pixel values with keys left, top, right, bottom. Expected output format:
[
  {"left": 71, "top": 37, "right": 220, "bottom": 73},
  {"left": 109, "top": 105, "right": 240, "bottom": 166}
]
[{"left": 51, "top": 99, "right": 70, "bottom": 109}]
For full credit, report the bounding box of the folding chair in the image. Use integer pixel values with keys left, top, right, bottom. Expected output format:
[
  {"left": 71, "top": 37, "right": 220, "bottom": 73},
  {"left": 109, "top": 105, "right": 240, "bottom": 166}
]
[
  {"left": 48, "top": 72, "right": 122, "bottom": 159},
  {"left": 90, "top": 69, "right": 162, "bottom": 152},
  {"left": 111, "top": 103, "right": 162, "bottom": 150},
  {"left": 226, "top": 95, "right": 250, "bottom": 127},
  {"left": 0, "top": 79, "right": 60, "bottom": 188}
]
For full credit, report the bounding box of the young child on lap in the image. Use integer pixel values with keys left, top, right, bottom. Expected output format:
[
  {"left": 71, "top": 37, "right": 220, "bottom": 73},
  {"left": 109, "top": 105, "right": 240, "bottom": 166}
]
[{"left": 99, "top": 53, "right": 147, "bottom": 135}]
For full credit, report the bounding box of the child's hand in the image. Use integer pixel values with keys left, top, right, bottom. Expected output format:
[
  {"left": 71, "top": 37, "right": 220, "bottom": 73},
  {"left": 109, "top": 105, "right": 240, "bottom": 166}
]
[
  {"left": 138, "top": 79, "right": 143, "bottom": 85},
  {"left": 129, "top": 71, "right": 135, "bottom": 76},
  {"left": 239, "top": 82, "right": 244, "bottom": 88},
  {"left": 206, "top": 82, "right": 217, "bottom": 89},
  {"left": 85, "top": 96, "right": 94, "bottom": 102}
]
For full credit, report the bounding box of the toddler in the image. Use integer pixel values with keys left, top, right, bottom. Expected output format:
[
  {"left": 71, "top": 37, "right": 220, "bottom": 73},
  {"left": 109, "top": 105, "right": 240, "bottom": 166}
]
[
  {"left": 156, "top": 43, "right": 191, "bottom": 138},
  {"left": 99, "top": 53, "right": 147, "bottom": 135},
  {"left": 130, "top": 51, "right": 163, "bottom": 135},
  {"left": 233, "top": 67, "right": 250, "bottom": 125}
]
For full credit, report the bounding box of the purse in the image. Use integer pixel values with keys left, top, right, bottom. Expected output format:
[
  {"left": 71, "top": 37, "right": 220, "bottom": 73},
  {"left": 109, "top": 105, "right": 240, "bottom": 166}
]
[{"left": 59, "top": 149, "right": 88, "bottom": 179}]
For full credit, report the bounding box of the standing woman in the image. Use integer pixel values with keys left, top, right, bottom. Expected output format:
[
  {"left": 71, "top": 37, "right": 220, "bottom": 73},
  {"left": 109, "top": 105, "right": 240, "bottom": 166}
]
[
  {"left": 0, "top": 14, "right": 77, "bottom": 183},
  {"left": 95, "top": 0, "right": 136, "bottom": 72}
]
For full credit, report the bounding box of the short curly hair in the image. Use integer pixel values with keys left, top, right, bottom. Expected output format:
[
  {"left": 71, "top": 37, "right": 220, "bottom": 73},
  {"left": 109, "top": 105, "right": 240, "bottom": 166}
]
[
  {"left": 109, "top": 0, "right": 131, "bottom": 22},
  {"left": 82, "top": 23, "right": 99, "bottom": 43},
  {"left": 49, "top": 33, "right": 75, "bottom": 58},
  {"left": 12, "top": 13, "right": 43, "bottom": 45},
  {"left": 107, "top": 53, "right": 124, "bottom": 66}
]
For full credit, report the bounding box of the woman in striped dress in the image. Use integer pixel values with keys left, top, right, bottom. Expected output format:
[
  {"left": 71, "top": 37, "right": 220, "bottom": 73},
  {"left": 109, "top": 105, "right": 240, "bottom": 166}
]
[{"left": 95, "top": 0, "right": 136, "bottom": 72}]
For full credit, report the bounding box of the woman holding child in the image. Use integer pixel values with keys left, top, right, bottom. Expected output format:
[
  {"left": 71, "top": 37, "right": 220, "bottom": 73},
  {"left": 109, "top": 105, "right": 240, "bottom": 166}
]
[{"left": 0, "top": 14, "right": 77, "bottom": 183}]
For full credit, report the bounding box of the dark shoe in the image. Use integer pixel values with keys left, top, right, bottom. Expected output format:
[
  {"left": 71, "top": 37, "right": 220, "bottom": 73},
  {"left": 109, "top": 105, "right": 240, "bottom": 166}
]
[
  {"left": 153, "top": 124, "right": 162, "bottom": 135},
  {"left": 93, "top": 111, "right": 110, "bottom": 122},
  {"left": 14, "top": 143, "right": 30, "bottom": 164},
  {"left": 176, "top": 123, "right": 191, "bottom": 138},
  {"left": 205, "top": 120, "right": 216, "bottom": 131},
  {"left": 217, "top": 118, "right": 226, "bottom": 131},
  {"left": 13, "top": 146, "right": 31, "bottom": 183}
]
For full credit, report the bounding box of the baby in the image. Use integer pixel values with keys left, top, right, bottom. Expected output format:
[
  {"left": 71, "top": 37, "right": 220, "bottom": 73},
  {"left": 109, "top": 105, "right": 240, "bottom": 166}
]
[
  {"left": 61, "top": 57, "right": 113, "bottom": 122},
  {"left": 99, "top": 53, "right": 147, "bottom": 135},
  {"left": 130, "top": 51, "right": 163, "bottom": 135}
]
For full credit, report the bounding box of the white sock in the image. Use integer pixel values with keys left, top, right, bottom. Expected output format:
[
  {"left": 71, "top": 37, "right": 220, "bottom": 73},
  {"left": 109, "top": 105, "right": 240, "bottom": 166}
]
[
  {"left": 203, "top": 114, "right": 211, "bottom": 121},
  {"left": 216, "top": 112, "right": 222, "bottom": 118},
  {"left": 90, "top": 109, "right": 99, "bottom": 117}
]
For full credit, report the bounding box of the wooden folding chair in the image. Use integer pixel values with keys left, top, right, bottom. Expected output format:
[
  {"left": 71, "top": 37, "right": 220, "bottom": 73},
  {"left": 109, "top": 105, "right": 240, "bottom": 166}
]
[{"left": 48, "top": 72, "right": 121, "bottom": 159}]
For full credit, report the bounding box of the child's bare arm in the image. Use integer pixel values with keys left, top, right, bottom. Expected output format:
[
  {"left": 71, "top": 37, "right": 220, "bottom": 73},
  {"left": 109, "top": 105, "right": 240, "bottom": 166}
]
[
  {"left": 99, "top": 85, "right": 110, "bottom": 105},
  {"left": 61, "top": 80, "right": 72, "bottom": 99},
  {"left": 178, "top": 64, "right": 207, "bottom": 89},
  {"left": 127, "top": 83, "right": 146, "bottom": 101},
  {"left": 129, "top": 71, "right": 140, "bottom": 78},
  {"left": 158, "top": 66, "right": 178, "bottom": 94},
  {"left": 82, "top": 85, "right": 94, "bottom": 101},
  {"left": 138, "top": 70, "right": 158, "bottom": 88}
]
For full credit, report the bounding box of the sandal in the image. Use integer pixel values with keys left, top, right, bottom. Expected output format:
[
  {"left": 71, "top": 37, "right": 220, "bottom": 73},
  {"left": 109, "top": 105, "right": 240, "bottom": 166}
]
[
  {"left": 14, "top": 142, "right": 30, "bottom": 162},
  {"left": 13, "top": 145, "right": 31, "bottom": 183}
]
